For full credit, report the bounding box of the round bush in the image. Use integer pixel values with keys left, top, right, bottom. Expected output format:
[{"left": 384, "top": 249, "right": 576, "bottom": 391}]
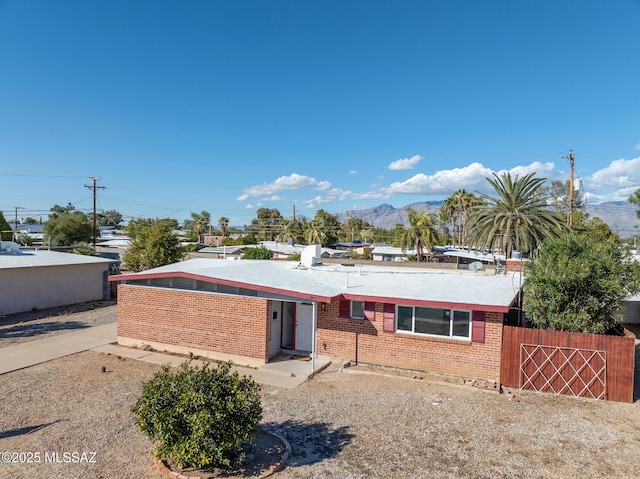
[{"left": 132, "top": 360, "right": 262, "bottom": 469}]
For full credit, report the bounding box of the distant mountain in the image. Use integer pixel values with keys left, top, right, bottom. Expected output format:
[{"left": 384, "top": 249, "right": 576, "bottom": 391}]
[
  {"left": 586, "top": 202, "right": 638, "bottom": 237},
  {"left": 335, "top": 201, "right": 639, "bottom": 238}
]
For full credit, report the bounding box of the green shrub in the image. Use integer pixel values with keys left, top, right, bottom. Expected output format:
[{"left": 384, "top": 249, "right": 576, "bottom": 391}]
[
  {"left": 242, "top": 246, "right": 273, "bottom": 259},
  {"left": 132, "top": 361, "right": 262, "bottom": 469}
]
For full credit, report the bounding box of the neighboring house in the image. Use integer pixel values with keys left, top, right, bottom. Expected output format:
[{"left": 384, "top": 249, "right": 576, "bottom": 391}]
[
  {"left": 110, "top": 246, "right": 522, "bottom": 381},
  {"left": 443, "top": 248, "right": 507, "bottom": 271},
  {"left": 15, "top": 223, "right": 45, "bottom": 244},
  {"left": 371, "top": 246, "right": 412, "bottom": 262},
  {"left": 193, "top": 245, "right": 245, "bottom": 260},
  {"left": 622, "top": 293, "right": 640, "bottom": 324},
  {"left": 0, "top": 241, "right": 114, "bottom": 315}
]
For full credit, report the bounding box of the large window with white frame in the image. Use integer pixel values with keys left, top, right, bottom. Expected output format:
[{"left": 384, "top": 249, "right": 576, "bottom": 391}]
[{"left": 396, "top": 305, "right": 471, "bottom": 339}]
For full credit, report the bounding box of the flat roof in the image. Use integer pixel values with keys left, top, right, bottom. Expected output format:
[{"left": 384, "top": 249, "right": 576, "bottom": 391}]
[
  {"left": 111, "top": 258, "right": 522, "bottom": 312},
  {"left": 0, "top": 250, "right": 113, "bottom": 269}
]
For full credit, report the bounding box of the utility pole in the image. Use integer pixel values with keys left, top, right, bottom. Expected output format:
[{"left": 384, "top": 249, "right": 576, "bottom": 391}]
[
  {"left": 12, "top": 206, "right": 25, "bottom": 241},
  {"left": 85, "top": 177, "right": 105, "bottom": 247},
  {"left": 563, "top": 150, "right": 575, "bottom": 230}
]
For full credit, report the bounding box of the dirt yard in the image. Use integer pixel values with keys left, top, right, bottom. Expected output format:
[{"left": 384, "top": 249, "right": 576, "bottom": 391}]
[{"left": 1, "top": 305, "right": 640, "bottom": 478}]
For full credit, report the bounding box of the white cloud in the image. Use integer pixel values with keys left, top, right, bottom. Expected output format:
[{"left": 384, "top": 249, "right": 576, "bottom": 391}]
[
  {"left": 388, "top": 154, "right": 422, "bottom": 170},
  {"left": 384, "top": 162, "right": 558, "bottom": 196},
  {"left": 385, "top": 162, "right": 493, "bottom": 195},
  {"left": 501, "top": 161, "right": 556, "bottom": 179},
  {"left": 586, "top": 157, "right": 640, "bottom": 190},
  {"left": 349, "top": 170, "right": 358, "bottom": 174},
  {"left": 239, "top": 173, "right": 332, "bottom": 200},
  {"left": 634, "top": 144, "right": 640, "bottom": 150}
]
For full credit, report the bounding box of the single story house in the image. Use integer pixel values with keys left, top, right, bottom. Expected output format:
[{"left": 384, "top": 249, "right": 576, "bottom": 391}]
[
  {"left": 0, "top": 241, "right": 114, "bottom": 315},
  {"left": 110, "top": 246, "right": 522, "bottom": 381},
  {"left": 371, "top": 246, "right": 412, "bottom": 262}
]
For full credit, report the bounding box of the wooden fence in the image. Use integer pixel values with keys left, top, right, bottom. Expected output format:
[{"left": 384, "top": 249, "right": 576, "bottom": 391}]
[{"left": 501, "top": 326, "right": 636, "bottom": 402}]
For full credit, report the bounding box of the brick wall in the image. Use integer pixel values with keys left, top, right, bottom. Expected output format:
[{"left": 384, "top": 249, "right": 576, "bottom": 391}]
[
  {"left": 317, "top": 302, "right": 504, "bottom": 381},
  {"left": 117, "top": 285, "right": 270, "bottom": 362}
]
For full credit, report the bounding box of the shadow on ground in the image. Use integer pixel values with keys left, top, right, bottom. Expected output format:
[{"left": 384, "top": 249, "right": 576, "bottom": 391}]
[
  {"left": 0, "top": 300, "right": 115, "bottom": 327},
  {"left": 0, "top": 420, "right": 64, "bottom": 439},
  {"left": 0, "top": 321, "right": 89, "bottom": 339},
  {"left": 263, "top": 419, "right": 353, "bottom": 468}
]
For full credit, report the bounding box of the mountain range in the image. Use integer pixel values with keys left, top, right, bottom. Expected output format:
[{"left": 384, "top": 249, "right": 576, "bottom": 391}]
[{"left": 336, "top": 201, "right": 639, "bottom": 238}]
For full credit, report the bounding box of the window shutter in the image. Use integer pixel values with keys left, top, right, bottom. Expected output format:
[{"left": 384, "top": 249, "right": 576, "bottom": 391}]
[
  {"left": 364, "top": 301, "right": 375, "bottom": 321},
  {"left": 339, "top": 299, "right": 350, "bottom": 318},
  {"left": 471, "top": 311, "right": 486, "bottom": 343},
  {"left": 383, "top": 303, "right": 395, "bottom": 332}
]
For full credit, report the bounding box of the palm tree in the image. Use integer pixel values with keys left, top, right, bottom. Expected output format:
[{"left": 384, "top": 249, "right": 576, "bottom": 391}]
[
  {"left": 466, "top": 172, "right": 566, "bottom": 258},
  {"left": 218, "top": 217, "right": 229, "bottom": 238},
  {"left": 399, "top": 208, "right": 438, "bottom": 261}
]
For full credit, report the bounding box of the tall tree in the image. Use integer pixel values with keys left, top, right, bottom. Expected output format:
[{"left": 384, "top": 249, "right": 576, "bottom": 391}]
[
  {"left": 525, "top": 234, "right": 640, "bottom": 334},
  {"left": 248, "top": 208, "right": 283, "bottom": 241},
  {"left": 304, "top": 209, "right": 341, "bottom": 246},
  {"left": 628, "top": 188, "right": 640, "bottom": 219},
  {"left": 441, "top": 189, "right": 483, "bottom": 247},
  {"left": 466, "top": 172, "right": 566, "bottom": 258},
  {"left": 397, "top": 208, "right": 438, "bottom": 261},
  {"left": 218, "top": 216, "right": 230, "bottom": 238},
  {"left": 97, "top": 209, "right": 123, "bottom": 227},
  {"left": 48, "top": 203, "right": 76, "bottom": 220},
  {"left": 122, "top": 218, "right": 182, "bottom": 272},
  {"left": 183, "top": 211, "right": 210, "bottom": 241},
  {"left": 44, "top": 210, "right": 93, "bottom": 246},
  {"left": 541, "top": 179, "right": 585, "bottom": 226},
  {"left": 0, "top": 212, "right": 12, "bottom": 241}
]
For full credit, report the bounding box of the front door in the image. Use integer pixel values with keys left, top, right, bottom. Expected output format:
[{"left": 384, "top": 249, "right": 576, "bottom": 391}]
[
  {"left": 295, "top": 303, "right": 313, "bottom": 352},
  {"left": 268, "top": 301, "right": 282, "bottom": 357}
]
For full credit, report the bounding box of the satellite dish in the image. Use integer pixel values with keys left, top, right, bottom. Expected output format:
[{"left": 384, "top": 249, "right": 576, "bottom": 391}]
[{"left": 469, "top": 261, "right": 483, "bottom": 273}]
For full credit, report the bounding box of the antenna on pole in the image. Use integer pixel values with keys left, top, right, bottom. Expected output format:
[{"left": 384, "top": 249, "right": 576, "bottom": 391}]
[
  {"left": 85, "top": 177, "right": 105, "bottom": 247},
  {"left": 562, "top": 150, "right": 575, "bottom": 229}
]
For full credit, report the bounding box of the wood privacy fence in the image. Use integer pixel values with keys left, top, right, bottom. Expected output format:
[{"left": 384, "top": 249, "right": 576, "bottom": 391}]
[{"left": 501, "top": 326, "right": 636, "bottom": 402}]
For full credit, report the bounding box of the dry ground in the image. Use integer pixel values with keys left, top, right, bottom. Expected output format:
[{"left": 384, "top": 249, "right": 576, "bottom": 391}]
[{"left": 1, "top": 305, "right": 640, "bottom": 478}]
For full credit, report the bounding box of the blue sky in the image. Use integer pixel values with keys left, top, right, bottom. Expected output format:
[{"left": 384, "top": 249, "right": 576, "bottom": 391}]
[{"left": 1, "top": 0, "right": 639, "bottom": 226}]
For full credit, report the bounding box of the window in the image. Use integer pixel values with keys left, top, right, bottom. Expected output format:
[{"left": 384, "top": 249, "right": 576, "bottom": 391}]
[
  {"left": 351, "top": 300, "right": 364, "bottom": 319},
  {"left": 397, "top": 305, "right": 470, "bottom": 339},
  {"left": 340, "top": 299, "right": 375, "bottom": 320}
]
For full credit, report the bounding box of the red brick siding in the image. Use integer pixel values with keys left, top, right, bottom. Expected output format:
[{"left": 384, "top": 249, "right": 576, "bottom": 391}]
[
  {"left": 117, "top": 285, "right": 270, "bottom": 361},
  {"left": 317, "top": 301, "right": 504, "bottom": 381}
]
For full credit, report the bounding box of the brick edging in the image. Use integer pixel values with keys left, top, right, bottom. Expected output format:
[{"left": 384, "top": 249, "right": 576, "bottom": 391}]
[{"left": 155, "top": 426, "right": 291, "bottom": 479}]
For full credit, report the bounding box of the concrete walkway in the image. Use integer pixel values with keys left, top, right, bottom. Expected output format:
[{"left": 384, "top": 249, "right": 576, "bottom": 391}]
[
  {"left": 0, "top": 323, "right": 330, "bottom": 388},
  {"left": 0, "top": 323, "right": 117, "bottom": 375}
]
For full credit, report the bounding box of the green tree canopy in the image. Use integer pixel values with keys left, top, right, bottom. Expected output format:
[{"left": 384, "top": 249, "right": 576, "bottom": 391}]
[
  {"left": 242, "top": 245, "right": 274, "bottom": 259},
  {"left": 122, "top": 218, "right": 182, "bottom": 272},
  {"left": 524, "top": 234, "right": 640, "bottom": 334},
  {"left": 396, "top": 208, "right": 438, "bottom": 261},
  {"left": 48, "top": 203, "right": 77, "bottom": 220},
  {"left": 466, "top": 172, "right": 566, "bottom": 258},
  {"left": 0, "top": 212, "right": 12, "bottom": 241},
  {"left": 440, "top": 189, "right": 483, "bottom": 247},
  {"left": 247, "top": 208, "right": 283, "bottom": 241},
  {"left": 97, "top": 209, "right": 123, "bottom": 227},
  {"left": 184, "top": 211, "right": 211, "bottom": 241},
  {"left": 44, "top": 210, "right": 93, "bottom": 246},
  {"left": 304, "top": 209, "right": 341, "bottom": 246}
]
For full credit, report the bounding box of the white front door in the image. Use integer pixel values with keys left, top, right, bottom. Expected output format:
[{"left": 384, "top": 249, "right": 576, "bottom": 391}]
[
  {"left": 268, "top": 301, "right": 282, "bottom": 357},
  {"left": 295, "top": 303, "right": 313, "bottom": 352}
]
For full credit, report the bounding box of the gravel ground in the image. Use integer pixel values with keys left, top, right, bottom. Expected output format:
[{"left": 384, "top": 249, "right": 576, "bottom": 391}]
[
  {"left": 0, "top": 301, "right": 117, "bottom": 347},
  {"left": 1, "top": 306, "right": 640, "bottom": 478}
]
